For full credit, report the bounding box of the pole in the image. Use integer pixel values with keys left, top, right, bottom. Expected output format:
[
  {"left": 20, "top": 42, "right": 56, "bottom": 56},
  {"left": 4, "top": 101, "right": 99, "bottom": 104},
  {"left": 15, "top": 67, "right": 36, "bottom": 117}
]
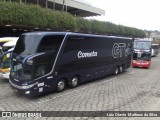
[
  {"left": 53, "top": 0, "right": 55, "bottom": 10},
  {"left": 46, "top": 0, "right": 48, "bottom": 8},
  {"left": 37, "top": 0, "right": 39, "bottom": 6},
  {"left": 66, "top": 5, "right": 67, "bottom": 13},
  {"left": 62, "top": 0, "right": 65, "bottom": 11}
]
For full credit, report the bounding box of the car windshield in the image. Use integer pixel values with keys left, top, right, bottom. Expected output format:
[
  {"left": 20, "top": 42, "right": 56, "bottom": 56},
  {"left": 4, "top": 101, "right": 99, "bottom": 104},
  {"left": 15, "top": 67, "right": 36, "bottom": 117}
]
[{"left": 133, "top": 41, "right": 151, "bottom": 50}]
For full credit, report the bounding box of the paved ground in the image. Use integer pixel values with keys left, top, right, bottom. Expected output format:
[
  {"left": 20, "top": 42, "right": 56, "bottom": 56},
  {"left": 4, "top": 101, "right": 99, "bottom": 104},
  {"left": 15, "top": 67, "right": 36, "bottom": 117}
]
[{"left": 0, "top": 56, "right": 160, "bottom": 120}]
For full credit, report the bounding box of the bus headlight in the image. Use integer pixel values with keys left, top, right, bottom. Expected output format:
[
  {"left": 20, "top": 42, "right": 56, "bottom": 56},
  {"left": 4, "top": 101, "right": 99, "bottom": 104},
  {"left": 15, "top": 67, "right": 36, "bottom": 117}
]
[
  {"left": 25, "top": 91, "right": 30, "bottom": 94},
  {"left": 132, "top": 60, "right": 136, "bottom": 63}
]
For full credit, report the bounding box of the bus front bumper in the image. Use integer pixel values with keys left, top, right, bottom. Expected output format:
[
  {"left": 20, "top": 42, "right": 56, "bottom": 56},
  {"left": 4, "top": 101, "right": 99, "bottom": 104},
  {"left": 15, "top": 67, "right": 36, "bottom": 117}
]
[
  {"left": 9, "top": 80, "right": 46, "bottom": 97},
  {"left": 132, "top": 60, "right": 150, "bottom": 68}
]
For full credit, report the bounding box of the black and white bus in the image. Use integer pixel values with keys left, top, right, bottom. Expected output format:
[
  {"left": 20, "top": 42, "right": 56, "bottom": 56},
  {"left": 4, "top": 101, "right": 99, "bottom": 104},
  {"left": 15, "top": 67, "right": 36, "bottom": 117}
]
[{"left": 9, "top": 32, "right": 133, "bottom": 96}]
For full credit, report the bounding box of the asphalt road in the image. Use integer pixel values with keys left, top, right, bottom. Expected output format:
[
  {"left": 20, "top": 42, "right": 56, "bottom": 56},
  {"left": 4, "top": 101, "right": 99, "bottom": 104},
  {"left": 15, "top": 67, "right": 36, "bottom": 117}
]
[{"left": 0, "top": 56, "right": 160, "bottom": 120}]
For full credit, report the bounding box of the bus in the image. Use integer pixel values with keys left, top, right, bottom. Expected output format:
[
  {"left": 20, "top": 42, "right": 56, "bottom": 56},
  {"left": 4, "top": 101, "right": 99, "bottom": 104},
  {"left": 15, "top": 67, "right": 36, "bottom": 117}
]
[
  {"left": 151, "top": 44, "right": 159, "bottom": 57},
  {"left": 132, "top": 39, "right": 152, "bottom": 68},
  {"left": 2, "top": 39, "right": 18, "bottom": 52},
  {"left": 0, "top": 48, "right": 13, "bottom": 79},
  {"left": 0, "top": 47, "right": 3, "bottom": 56},
  {"left": 0, "top": 37, "right": 18, "bottom": 47},
  {"left": 9, "top": 32, "right": 133, "bottom": 96}
]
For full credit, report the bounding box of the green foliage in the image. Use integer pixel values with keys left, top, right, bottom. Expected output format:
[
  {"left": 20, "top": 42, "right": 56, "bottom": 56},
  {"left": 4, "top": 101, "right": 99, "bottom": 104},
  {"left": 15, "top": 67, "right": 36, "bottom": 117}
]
[{"left": 0, "top": 1, "right": 146, "bottom": 38}]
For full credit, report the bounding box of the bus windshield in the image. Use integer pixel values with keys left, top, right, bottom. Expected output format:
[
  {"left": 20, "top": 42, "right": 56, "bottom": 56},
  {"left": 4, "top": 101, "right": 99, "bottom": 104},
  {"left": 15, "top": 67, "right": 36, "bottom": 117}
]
[
  {"left": 14, "top": 35, "right": 41, "bottom": 55},
  {"left": 133, "top": 41, "right": 151, "bottom": 50},
  {"left": 133, "top": 52, "right": 151, "bottom": 60},
  {"left": 1, "top": 57, "right": 11, "bottom": 68},
  {"left": 11, "top": 34, "right": 65, "bottom": 81}
]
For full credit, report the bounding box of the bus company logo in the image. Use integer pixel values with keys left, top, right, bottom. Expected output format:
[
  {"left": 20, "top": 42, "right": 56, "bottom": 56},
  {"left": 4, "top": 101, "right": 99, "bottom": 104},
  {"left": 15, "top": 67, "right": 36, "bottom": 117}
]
[
  {"left": 112, "top": 43, "right": 128, "bottom": 58},
  {"left": 2, "top": 112, "right": 12, "bottom": 117},
  {"left": 78, "top": 51, "right": 98, "bottom": 58}
]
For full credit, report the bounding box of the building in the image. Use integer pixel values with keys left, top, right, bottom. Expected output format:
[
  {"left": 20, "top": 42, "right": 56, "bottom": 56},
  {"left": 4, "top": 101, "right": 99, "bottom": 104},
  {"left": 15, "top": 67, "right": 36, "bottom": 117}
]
[{"left": 145, "top": 30, "right": 160, "bottom": 44}]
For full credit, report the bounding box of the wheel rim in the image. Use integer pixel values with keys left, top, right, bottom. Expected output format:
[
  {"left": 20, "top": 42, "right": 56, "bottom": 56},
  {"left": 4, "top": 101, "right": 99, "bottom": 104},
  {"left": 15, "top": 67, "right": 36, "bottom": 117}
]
[
  {"left": 71, "top": 77, "right": 78, "bottom": 87},
  {"left": 58, "top": 81, "right": 65, "bottom": 91},
  {"left": 120, "top": 66, "right": 123, "bottom": 73},
  {"left": 115, "top": 68, "right": 118, "bottom": 74}
]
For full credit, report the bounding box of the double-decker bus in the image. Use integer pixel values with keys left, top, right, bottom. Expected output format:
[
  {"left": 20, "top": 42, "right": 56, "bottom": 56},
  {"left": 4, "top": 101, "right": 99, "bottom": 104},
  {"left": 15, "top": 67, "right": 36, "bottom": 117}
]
[
  {"left": 2, "top": 39, "right": 18, "bottom": 52},
  {"left": 0, "top": 37, "right": 18, "bottom": 47},
  {"left": 151, "top": 44, "right": 159, "bottom": 57},
  {"left": 132, "top": 39, "right": 152, "bottom": 68},
  {"left": 9, "top": 32, "right": 133, "bottom": 96}
]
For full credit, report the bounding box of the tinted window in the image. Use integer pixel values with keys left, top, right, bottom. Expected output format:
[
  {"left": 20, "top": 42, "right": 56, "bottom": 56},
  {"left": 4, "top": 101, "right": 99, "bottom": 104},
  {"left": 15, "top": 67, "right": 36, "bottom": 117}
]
[
  {"left": 37, "top": 35, "right": 64, "bottom": 52},
  {"left": 133, "top": 52, "right": 151, "bottom": 60},
  {"left": 133, "top": 41, "right": 151, "bottom": 50},
  {"left": 152, "top": 45, "right": 159, "bottom": 49},
  {"left": 64, "top": 36, "right": 111, "bottom": 53},
  {"left": 14, "top": 35, "right": 41, "bottom": 55}
]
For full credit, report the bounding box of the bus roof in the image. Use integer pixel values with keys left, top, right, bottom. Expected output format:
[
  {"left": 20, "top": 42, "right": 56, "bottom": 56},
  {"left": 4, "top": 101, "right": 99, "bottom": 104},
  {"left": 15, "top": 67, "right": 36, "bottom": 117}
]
[
  {"left": 23, "top": 32, "right": 132, "bottom": 40},
  {"left": 3, "top": 39, "right": 18, "bottom": 47},
  {"left": 134, "top": 39, "right": 152, "bottom": 42},
  {"left": 0, "top": 37, "right": 19, "bottom": 42}
]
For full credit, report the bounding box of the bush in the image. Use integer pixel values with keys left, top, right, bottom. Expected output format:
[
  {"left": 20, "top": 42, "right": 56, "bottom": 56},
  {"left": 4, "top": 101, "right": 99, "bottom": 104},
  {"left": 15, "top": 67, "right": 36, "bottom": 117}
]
[{"left": 0, "top": 1, "right": 146, "bottom": 37}]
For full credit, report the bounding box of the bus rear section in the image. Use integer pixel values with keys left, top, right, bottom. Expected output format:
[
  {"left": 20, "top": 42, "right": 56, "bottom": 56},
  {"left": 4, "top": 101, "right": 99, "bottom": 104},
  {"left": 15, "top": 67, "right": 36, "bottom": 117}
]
[
  {"left": 132, "top": 40, "right": 151, "bottom": 68},
  {"left": 9, "top": 32, "right": 133, "bottom": 96}
]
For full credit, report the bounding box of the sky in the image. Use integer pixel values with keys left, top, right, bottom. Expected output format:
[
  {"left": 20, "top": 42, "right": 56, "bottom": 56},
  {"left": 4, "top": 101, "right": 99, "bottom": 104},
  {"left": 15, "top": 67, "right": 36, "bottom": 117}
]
[{"left": 85, "top": 0, "right": 160, "bottom": 31}]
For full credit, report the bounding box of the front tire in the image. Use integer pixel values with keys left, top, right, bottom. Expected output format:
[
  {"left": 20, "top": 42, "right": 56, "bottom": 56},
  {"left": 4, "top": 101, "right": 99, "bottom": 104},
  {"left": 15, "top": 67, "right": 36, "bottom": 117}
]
[{"left": 56, "top": 79, "right": 66, "bottom": 92}]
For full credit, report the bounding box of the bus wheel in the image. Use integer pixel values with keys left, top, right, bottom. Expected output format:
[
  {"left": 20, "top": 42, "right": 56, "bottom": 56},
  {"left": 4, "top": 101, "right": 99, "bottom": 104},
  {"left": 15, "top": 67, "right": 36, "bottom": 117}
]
[
  {"left": 119, "top": 66, "right": 123, "bottom": 73},
  {"left": 56, "top": 79, "right": 66, "bottom": 92},
  {"left": 114, "top": 66, "right": 119, "bottom": 75},
  {"left": 70, "top": 76, "right": 79, "bottom": 88}
]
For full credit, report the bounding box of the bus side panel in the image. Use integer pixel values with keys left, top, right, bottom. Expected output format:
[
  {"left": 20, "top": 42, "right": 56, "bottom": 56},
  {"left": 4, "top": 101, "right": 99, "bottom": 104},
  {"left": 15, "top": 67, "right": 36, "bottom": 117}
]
[{"left": 54, "top": 35, "right": 132, "bottom": 84}]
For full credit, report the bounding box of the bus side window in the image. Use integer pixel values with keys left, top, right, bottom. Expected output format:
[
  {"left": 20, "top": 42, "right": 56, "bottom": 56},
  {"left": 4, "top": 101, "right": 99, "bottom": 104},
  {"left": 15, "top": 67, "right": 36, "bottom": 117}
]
[
  {"left": 37, "top": 35, "right": 64, "bottom": 53},
  {"left": 64, "top": 36, "right": 112, "bottom": 53}
]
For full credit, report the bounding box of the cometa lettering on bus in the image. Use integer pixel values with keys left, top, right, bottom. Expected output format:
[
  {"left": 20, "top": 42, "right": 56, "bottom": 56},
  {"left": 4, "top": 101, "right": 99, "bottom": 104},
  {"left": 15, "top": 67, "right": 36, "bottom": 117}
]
[{"left": 77, "top": 51, "right": 98, "bottom": 58}]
